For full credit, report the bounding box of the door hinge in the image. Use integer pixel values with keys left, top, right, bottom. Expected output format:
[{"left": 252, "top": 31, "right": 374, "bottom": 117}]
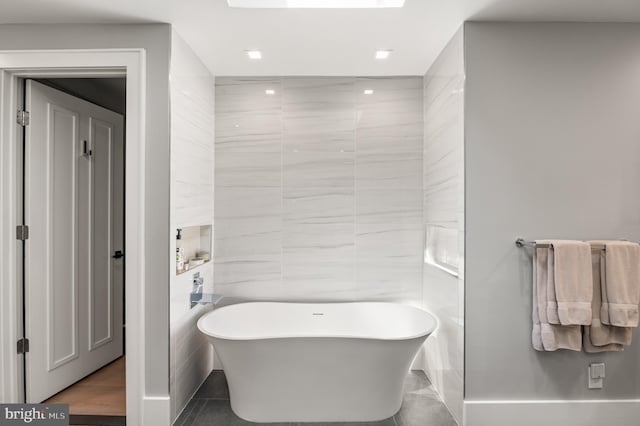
[
  {"left": 17, "top": 338, "right": 29, "bottom": 354},
  {"left": 16, "top": 225, "right": 29, "bottom": 241},
  {"left": 16, "top": 110, "right": 30, "bottom": 127}
]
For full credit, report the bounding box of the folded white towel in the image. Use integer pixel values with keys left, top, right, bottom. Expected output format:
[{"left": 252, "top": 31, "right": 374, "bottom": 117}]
[
  {"left": 583, "top": 329, "right": 624, "bottom": 353},
  {"left": 532, "top": 250, "right": 544, "bottom": 351},
  {"left": 541, "top": 240, "right": 593, "bottom": 326},
  {"left": 599, "top": 241, "right": 640, "bottom": 327},
  {"left": 583, "top": 249, "right": 627, "bottom": 353},
  {"left": 534, "top": 248, "right": 581, "bottom": 351}
]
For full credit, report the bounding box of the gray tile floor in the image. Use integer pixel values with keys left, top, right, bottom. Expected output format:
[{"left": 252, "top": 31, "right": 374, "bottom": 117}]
[{"left": 175, "top": 371, "right": 458, "bottom": 426}]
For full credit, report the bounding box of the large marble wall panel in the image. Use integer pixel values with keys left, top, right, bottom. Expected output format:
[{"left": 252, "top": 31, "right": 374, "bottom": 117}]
[
  {"left": 169, "top": 31, "right": 216, "bottom": 423},
  {"left": 281, "top": 78, "right": 356, "bottom": 294},
  {"left": 421, "top": 28, "right": 465, "bottom": 424},
  {"left": 355, "top": 77, "right": 424, "bottom": 301},
  {"left": 282, "top": 78, "right": 355, "bottom": 137},
  {"left": 215, "top": 77, "right": 282, "bottom": 153},
  {"left": 282, "top": 186, "right": 355, "bottom": 297},
  {"left": 170, "top": 304, "right": 212, "bottom": 422},
  {"left": 171, "top": 45, "right": 215, "bottom": 229},
  {"left": 355, "top": 77, "right": 423, "bottom": 188},
  {"left": 215, "top": 76, "right": 423, "bottom": 302},
  {"left": 213, "top": 186, "right": 283, "bottom": 297},
  {"left": 282, "top": 78, "right": 355, "bottom": 189},
  {"left": 214, "top": 78, "right": 283, "bottom": 296},
  {"left": 215, "top": 151, "right": 282, "bottom": 187}
]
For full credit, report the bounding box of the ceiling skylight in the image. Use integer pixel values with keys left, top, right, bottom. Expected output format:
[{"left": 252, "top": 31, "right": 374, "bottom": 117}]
[{"left": 228, "top": 0, "right": 404, "bottom": 8}]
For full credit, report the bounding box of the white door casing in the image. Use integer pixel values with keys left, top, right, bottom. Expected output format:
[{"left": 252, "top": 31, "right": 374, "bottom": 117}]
[
  {"left": 24, "top": 80, "right": 124, "bottom": 403},
  {"left": 0, "top": 49, "right": 151, "bottom": 425}
]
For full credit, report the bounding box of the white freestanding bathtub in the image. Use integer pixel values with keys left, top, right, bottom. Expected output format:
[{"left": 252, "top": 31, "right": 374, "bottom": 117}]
[{"left": 197, "top": 302, "right": 437, "bottom": 423}]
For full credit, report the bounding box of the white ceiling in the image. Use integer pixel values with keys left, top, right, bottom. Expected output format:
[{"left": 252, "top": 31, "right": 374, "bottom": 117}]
[{"left": 2, "top": 0, "right": 640, "bottom": 76}]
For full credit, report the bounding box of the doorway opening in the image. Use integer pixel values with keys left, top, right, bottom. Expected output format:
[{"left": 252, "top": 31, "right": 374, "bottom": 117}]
[
  {"left": 19, "top": 77, "right": 127, "bottom": 424},
  {"left": 1, "top": 49, "right": 149, "bottom": 426}
]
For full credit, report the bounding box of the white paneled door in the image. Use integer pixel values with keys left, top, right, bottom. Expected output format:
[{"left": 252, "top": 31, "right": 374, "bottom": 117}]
[{"left": 24, "top": 80, "right": 124, "bottom": 403}]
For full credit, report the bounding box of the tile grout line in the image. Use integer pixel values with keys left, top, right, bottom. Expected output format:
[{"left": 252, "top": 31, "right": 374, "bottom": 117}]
[
  {"left": 353, "top": 77, "right": 358, "bottom": 296},
  {"left": 280, "top": 76, "right": 284, "bottom": 293}
]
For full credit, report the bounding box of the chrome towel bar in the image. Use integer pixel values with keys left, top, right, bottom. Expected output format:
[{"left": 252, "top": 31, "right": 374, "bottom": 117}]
[{"left": 515, "top": 238, "right": 607, "bottom": 251}]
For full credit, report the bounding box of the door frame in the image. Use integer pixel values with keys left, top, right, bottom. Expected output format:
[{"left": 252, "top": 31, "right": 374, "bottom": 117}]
[{"left": 0, "top": 49, "right": 147, "bottom": 425}]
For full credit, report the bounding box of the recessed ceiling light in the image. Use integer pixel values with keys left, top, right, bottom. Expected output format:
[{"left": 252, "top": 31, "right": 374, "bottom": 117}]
[
  {"left": 228, "top": 0, "right": 404, "bottom": 8},
  {"left": 364, "top": 89, "right": 374, "bottom": 95},
  {"left": 375, "top": 50, "right": 392, "bottom": 59},
  {"left": 265, "top": 89, "right": 276, "bottom": 95},
  {"left": 247, "top": 50, "right": 262, "bottom": 60}
]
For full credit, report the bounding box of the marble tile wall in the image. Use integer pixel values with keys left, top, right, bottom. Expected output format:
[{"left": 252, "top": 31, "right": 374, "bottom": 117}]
[
  {"left": 421, "top": 28, "right": 464, "bottom": 424},
  {"left": 169, "top": 31, "right": 216, "bottom": 423},
  {"left": 214, "top": 77, "right": 284, "bottom": 298},
  {"left": 215, "top": 76, "right": 424, "bottom": 302},
  {"left": 356, "top": 77, "right": 424, "bottom": 301},
  {"left": 282, "top": 77, "right": 356, "bottom": 299}
]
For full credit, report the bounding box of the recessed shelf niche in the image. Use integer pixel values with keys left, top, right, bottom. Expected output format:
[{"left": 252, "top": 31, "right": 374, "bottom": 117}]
[{"left": 176, "top": 224, "right": 212, "bottom": 275}]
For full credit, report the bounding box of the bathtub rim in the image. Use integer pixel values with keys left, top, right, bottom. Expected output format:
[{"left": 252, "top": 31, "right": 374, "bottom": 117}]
[{"left": 196, "top": 301, "right": 437, "bottom": 342}]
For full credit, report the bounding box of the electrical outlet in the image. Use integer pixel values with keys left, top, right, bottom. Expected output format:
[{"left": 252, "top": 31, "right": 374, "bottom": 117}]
[{"left": 588, "top": 363, "right": 605, "bottom": 389}]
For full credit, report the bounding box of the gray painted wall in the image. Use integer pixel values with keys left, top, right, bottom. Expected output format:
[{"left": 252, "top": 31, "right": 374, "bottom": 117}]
[
  {"left": 0, "top": 23, "right": 172, "bottom": 398},
  {"left": 465, "top": 22, "right": 640, "bottom": 400}
]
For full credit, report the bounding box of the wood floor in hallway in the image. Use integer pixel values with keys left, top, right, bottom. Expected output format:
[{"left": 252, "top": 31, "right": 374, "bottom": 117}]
[{"left": 44, "top": 356, "right": 126, "bottom": 417}]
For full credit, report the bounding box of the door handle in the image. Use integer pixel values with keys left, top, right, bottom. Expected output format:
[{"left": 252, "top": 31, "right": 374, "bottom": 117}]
[
  {"left": 112, "top": 250, "right": 124, "bottom": 259},
  {"left": 82, "top": 140, "right": 92, "bottom": 158}
]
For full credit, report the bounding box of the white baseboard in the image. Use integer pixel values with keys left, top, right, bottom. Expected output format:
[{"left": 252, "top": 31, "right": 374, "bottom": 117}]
[
  {"left": 143, "top": 396, "right": 171, "bottom": 426},
  {"left": 464, "top": 399, "right": 640, "bottom": 426}
]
